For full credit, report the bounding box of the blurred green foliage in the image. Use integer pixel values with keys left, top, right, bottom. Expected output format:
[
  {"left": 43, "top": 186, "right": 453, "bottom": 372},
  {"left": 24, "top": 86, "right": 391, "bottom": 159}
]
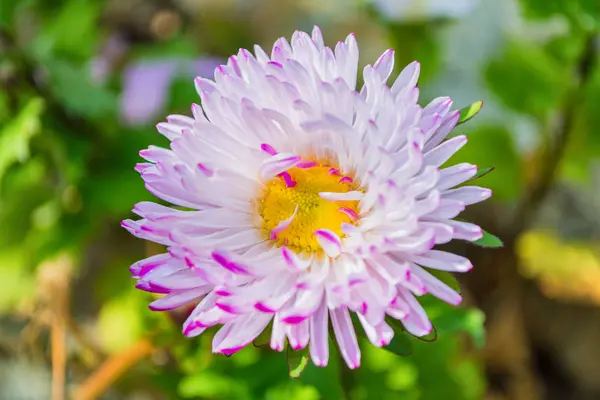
[
  {"left": 1, "top": 0, "right": 599, "bottom": 399},
  {"left": 485, "top": 39, "right": 568, "bottom": 120}
]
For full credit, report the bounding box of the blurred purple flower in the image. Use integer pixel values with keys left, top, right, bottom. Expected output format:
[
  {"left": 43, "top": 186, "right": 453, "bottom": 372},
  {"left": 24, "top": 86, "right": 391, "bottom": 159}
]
[
  {"left": 120, "top": 58, "right": 222, "bottom": 126},
  {"left": 89, "top": 35, "right": 129, "bottom": 84}
]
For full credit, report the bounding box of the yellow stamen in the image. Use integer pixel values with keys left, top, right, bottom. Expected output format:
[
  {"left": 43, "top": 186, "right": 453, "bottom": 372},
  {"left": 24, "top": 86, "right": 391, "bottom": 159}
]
[{"left": 258, "top": 163, "right": 361, "bottom": 253}]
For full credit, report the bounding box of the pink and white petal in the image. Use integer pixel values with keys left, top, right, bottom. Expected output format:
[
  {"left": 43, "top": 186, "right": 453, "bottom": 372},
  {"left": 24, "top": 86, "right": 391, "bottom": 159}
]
[
  {"left": 424, "top": 135, "right": 467, "bottom": 167},
  {"left": 149, "top": 286, "right": 211, "bottom": 311},
  {"left": 281, "top": 246, "right": 312, "bottom": 271},
  {"left": 132, "top": 201, "right": 174, "bottom": 218},
  {"left": 135, "top": 280, "right": 170, "bottom": 294},
  {"left": 387, "top": 295, "right": 411, "bottom": 320},
  {"left": 286, "top": 319, "right": 310, "bottom": 350},
  {"left": 270, "top": 313, "right": 287, "bottom": 351},
  {"left": 319, "top": 191, "right": 364, "bottom": 202},
  {"left": 281, "top": 289, "right": 324, "bottom": 324},
  {"left": 309, "top": 302, "right": 330, "bottom": 367},
  {"left": 391, "top": 61, "right": 420, "bottom": 95},
  {"left": 213, "top": 312, "right": 272, "bottom": 355},
  {"left": 446, "top": 220, "right": 483, "bottom": 241},
  {"left": 398, "top": 269, "right": 428, "bottom": 296},
  {"left": 254, "top": 274, "right": 297, "bottom": 313},
  {"left": 142, "top": 263, "right": 187, "bottom": 284},
  {"left": 357, "top": 315, "right": 394, "bottom": 347},
  {"left": 211, "top": 250, "right": 254, "bottom": 276},
  {"left": 270, "top": 205, "right": 298, "bottom": 240},
  {"left": 330, "top": 307, "right": 361, "bottom": 369},
  {"left": 397, "top": 289, "right": 433, "bottom": 337},
  {"left": 373, "top": 49, "right": 395, "bottom": 82},
  {"left": 296, "top": 257, "right": 330, "bottom": 290},
  {"left": 129, "top": 253, "right": 172, "bottom": 277},
  {"left": 259, "top": 153, "right": 301, "bottom": 181},
  {"left": 436, "top": 163, "right": 478, "bottom": 191},
  {"left": 409, "top": 264, "right": 462, "bottom": 306},
  {"left": 424, "top": 111, "right": 460, "bottom": 152},
  {"left": 419, "top": 221, "right": 455, "bottom": 244},
  {"left": 350, "top": 282, "right": 387, "bottom": 328},
  {"left": 150, "top": 268, "right": 207, "bottom": 290},
  {"left": 410, "top": 250, "right": 472, "bottom": 272},
  {"left": 192, "top": 307, "right": 236, "bottom": 337},
  {"left": 442, "top": 186, "right": 492, "bottom": 205},
  {"left": 424, "top": 199, "right": 465, "bottom": 220},
  {"left": 315, "top": 229, "right": 343, "bottom": 258},
  {"left": 423, "top": 97, "right": 453, "bottom": 118},
  {"left": 183, "top": 292, "right": 218, "bottom": 336},
  {"left": 211, "top": 322, "right": 235, "bottom": 352},
  {"left": 390, "top": 228, "right": 436, "bottom": 254},
  {"left": 311, "top": 25, "right": 325, "bottom": 49}
]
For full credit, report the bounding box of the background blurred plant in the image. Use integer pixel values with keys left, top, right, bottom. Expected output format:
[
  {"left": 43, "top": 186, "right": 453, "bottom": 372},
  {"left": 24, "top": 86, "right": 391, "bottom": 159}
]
[{"left": 0, "top": 0, "right": 599, "bottom": 399}]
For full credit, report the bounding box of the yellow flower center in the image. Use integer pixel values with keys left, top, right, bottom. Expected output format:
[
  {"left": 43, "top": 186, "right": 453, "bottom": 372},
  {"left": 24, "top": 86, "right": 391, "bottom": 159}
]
[{"left": 258, "top": 163, "right": 361, "bottom": 254}]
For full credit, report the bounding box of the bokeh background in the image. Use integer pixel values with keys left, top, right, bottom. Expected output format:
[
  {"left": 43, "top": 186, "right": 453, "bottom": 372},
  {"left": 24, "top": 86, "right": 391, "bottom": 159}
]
[{"left": 1, "top": 0, "right": 600, "bottom": 399}]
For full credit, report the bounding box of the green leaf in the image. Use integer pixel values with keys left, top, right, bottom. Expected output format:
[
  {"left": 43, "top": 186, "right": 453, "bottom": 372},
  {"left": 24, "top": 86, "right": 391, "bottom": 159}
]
[
  {"left": 518, "top": 0, "right": 600, "bottom": 30},
  {"left": 44, "top": 59, "right": 117, "bottom": 119},
  {"left": 411, "top": 325, "right": 438, "bottom": 343},
  {"left": 473, "top": 229, "right": 504, "bottom": 248},
  {"left": 451, "top": 125, "right": 522, "bottom": 201},
  {"left": 433, "top": 308, "right": 486, "bottom": 349},
  {"left": 485, "top": 40, "right": 567, "bottom": 119},
  {"left": 384, "top": 317, "right": 413, "bottom": 356},
  {"left": 32, "top": 0, "right": 101, "bottom": 60},
  {"left": 287, "top": 347, "right": 310, "bottom": 379},
  {"left": 467, "top": 166, "right": 495, "bottom": 182},
  {"left": 545, "top": 35, "right": 586, "bottom": 65},
  {"left": 386, "top": 333, "right": 413, "bottom": 356},
  {"left": 457, "top": 101, "right": 483, "bottom": 125},
  {"left": 0, "top": 97, "right": 44, "bottom": 184}
]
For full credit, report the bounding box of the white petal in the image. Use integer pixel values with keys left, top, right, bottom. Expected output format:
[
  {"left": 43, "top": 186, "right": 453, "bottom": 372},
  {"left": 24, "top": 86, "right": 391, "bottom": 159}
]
[
  {"left": 213, "top": 312, "right": 272, "bottom": 355},
  {"left": 309, "top": 302, "right": 329, "bottom": 366},
  {"left": 281, "top": 246, "right": 311, "bottom": 271},
  {"left": 331, "top": 307, "right": 361, "bottom": 369},
  {"left": 442, "top": 186, "right": 492, "bottom": 205},
  {"left": 319, "top": 191, "right": 364, "bottom": 201},
  {"left": 315, "top": 229, "right": 343, "bottom": 258},
  {"left": 270, "top": 314, "right": 286, "bottom": 351},
  {"left": 259, "top": 153, "right": 301, "bottom": 181},
  {"left": 436, "top": 163, "right": 478, "bottom": 191},
  {"left": 409, "top": 264, "right": 462, "bottom": 306},
  {"left": 149, "top": 287, "right": 210, "bottom": 311},
  {"left": 424, "top": 135, "right": 468, "bottom": 167},
  {"left": 410, "top": 250, "right": 472, "bottom": 272},
  {"left": 373, "top": 49, "right": 395, "bottom": 82},
  {"left": 270, "top": 205, "right": 299, "bottom": 240},
  {"left": 391, "top": 61, "right": 420, "bottom": 94}
]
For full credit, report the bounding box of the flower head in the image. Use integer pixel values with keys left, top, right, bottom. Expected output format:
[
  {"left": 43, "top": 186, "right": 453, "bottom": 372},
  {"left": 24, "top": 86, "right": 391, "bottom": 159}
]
[{"left": 123, "top": 26, "right": 491, "bottom": 369}]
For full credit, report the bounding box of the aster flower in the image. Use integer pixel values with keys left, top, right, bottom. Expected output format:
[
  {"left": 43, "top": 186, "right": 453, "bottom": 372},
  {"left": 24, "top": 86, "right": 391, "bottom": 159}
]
[{"left": 123, "top": 26, "right": 491, "bottom": 369}]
